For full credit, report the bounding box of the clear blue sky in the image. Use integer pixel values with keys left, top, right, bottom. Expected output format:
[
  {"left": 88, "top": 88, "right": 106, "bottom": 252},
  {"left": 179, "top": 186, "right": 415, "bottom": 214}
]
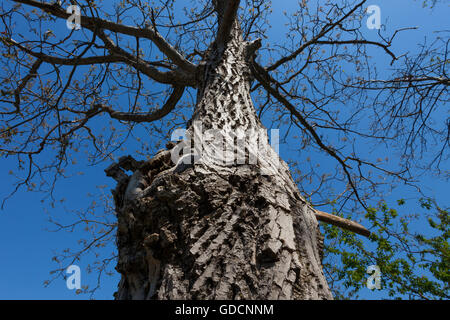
[{"left": 0, "top": 0, "right": 448, "bottom": 300}]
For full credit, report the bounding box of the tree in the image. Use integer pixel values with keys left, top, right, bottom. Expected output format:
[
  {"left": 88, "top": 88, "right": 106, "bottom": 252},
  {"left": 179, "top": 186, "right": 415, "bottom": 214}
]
[
  {"left": 324, "top": 198, "right": 449, "bottom": 300},
  {"left": 0, "top": 0, "right": 447, "bottom": 299}
]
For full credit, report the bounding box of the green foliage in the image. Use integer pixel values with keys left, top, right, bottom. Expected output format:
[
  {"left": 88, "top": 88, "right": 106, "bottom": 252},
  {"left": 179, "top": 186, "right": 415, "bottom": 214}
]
[{"left": 322, "top": 199, "right": 449, "bottom": 300}]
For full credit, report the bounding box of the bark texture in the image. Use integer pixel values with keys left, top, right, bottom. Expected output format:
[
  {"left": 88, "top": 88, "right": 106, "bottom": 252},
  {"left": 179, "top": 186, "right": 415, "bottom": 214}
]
[{"left": 110, "top": 1, "right": 333, "bottom": 300}]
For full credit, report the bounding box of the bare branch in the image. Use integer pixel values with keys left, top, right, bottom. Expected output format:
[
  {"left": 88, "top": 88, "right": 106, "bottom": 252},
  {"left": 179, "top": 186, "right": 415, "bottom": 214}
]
[
  {"left": 95, "top": 29, "right": 195, "bottom": 86},
  {"left": 13, "top": 0, "right": 197, "bottom": 73},
  {"left": 314, "top": 39, "right": 397, "bottom": 63},
  {"left": 315, "top": 209, "right": 371, "bottom": 237},
  {"left": 94, "top": 86, "right": 185, "bottom": 123},
  {"left": 13, "top": 58, "right": 42, "bottom": 113},
  {"left": 6, "top": 38, "right": 122, "bottom": 65},
  {"left": 250, "top": 59, "right": 367, "bottom": 209},
  {"left": 267, "top": 0, "right": 367, "bottom": 71},
  {"left": 215, "top": 0, "right": 241, "bottom": 45}
]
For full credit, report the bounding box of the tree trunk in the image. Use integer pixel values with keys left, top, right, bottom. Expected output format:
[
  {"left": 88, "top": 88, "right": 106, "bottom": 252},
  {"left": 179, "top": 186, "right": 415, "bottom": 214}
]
[{"left": 111, "top": 2, "right": 333, "bottom": 300}]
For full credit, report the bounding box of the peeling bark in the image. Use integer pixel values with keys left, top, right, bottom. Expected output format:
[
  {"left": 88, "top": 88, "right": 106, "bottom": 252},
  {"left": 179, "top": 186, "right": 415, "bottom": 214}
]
[{"left": 111, "top": 1, "right": 333, "bottom": 300}]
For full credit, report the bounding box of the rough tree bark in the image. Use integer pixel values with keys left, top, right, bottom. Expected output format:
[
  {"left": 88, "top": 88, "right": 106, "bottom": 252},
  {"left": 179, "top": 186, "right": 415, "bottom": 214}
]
[{"left": 108, "top": 1, "right": 333, "bottom": 300}]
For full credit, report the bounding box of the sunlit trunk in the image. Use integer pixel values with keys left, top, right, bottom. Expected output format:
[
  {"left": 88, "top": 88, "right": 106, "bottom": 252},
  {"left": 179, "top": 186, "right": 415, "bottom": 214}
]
[{"left": 112, "top": 1, "right": 332, "bottom": 300}]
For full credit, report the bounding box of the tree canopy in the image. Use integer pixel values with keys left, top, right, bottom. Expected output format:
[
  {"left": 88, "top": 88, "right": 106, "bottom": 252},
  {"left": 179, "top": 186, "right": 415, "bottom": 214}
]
[{"left": 0, "top": 0, "right": 448, "bottom": 298}]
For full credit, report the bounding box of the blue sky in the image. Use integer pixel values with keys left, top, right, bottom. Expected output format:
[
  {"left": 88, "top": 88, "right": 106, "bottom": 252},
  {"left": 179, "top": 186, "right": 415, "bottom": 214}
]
[{"left": 0, "top": 0, "right": 448, "bottom": 300}]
